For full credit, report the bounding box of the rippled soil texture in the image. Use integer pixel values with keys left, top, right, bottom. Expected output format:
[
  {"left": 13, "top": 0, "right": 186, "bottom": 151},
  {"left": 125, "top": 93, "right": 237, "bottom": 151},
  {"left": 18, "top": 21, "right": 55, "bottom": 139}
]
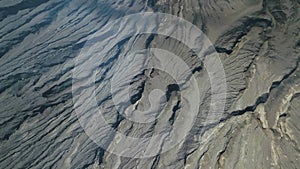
[{"left": 0, "top": 0, "right": 299, "bottom": 168}]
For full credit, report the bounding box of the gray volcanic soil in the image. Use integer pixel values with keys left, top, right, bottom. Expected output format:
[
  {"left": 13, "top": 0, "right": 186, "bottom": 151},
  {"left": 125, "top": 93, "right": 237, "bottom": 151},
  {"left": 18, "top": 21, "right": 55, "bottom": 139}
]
[{"left": 0, "top": 0, "right": 299, "bottom": 168}]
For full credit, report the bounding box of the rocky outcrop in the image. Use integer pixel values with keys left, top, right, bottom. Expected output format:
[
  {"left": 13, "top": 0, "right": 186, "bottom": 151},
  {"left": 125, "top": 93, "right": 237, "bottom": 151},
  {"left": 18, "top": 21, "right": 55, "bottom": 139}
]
[{"left": 0, "top": 0, "right": 299, "bottom": 168}]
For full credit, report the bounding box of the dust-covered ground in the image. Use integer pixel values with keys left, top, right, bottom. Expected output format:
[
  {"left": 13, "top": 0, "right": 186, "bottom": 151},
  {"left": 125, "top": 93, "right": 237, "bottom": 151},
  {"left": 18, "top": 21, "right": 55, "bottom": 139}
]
[{"left": 0, "top": 0, "right": 299, "bottom": 168}]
